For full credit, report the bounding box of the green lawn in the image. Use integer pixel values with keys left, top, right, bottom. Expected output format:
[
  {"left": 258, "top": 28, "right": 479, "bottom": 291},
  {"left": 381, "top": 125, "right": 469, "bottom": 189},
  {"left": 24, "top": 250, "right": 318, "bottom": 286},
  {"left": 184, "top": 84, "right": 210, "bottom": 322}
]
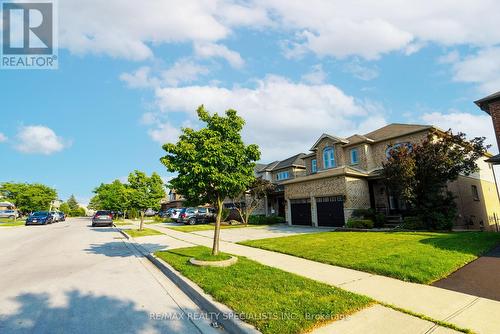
[
  {"left": 240, "top": 231, "right": 500, "bottom": 284},
  {"left": 0, "top": 219, "right": 25, "bottom": 227},
  {"left": 113, "top": 220, "right": 133, "bottom": 226},
  {"left": 155, "top": 246, "right": 371, "bottom": 334},
  {"left": 123, "top": 228, "right": 164, "bottom": 238},
  {"left": 166, "top": 223, "right": 251, "bottom": 232}
]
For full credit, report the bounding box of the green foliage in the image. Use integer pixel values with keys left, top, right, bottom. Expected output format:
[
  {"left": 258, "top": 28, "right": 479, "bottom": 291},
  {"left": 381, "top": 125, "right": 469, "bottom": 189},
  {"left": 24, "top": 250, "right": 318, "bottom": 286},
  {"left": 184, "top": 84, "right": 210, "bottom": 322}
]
[
  {"left": 248, "top": 215, "right": 285, "bottom": 225},
  {"left": 128, "top": 171, "right": 165, "bottom": 212},
  {"left": 351, "top": 208, "right": 375, "bottom": 219},
  {"left": 233, "top": 178, "right": 275, "bottom": 225},
  {"left": 59, "top": 202, "right": 71, "bottom": 214},
  {"left": 128, "top": 208, "right": 139, "bottom": 219},
  {"left": 160, "top": 105, "right": 260, "bottom": 254},
  {"left": 0, "top": 182, "right": 57, "bottom": 213},
  {"left": 374, "top": 213, "right": 386, "bottom": 228},
  {"left": 383, "top": 130, "right": 488, "bottom": 230},
  {"left": 89, "top": 180, "right": 133, "bottom": 213},
  {"left": 66, "top": 195, "right": 80, "bottom": 211},
  {"left": 402, "top": 216, "right": 426, "bottom": 230},
  {"left": 346, "top": 219, "right": 374, "bottom": 229},
  {"left": 71, "top": 207, "right": 86, "bottom": 217}
]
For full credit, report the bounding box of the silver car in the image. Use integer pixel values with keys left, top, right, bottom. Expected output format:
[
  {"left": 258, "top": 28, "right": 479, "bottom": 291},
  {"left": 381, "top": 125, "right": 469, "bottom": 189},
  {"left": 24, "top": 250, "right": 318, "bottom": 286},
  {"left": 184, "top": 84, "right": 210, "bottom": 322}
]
[{"left": 0, "top": 210, "right": 19, "bottom": 219}]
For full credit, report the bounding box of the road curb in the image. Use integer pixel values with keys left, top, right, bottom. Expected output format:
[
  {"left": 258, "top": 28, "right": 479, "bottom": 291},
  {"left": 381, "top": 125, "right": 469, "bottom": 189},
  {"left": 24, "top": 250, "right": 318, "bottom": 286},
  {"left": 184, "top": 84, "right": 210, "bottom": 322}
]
[
  {"left": 115, "top": 226, "right": 130, "bottom": 240},
  {"left": 145, "top": 252, "right": 260, "bottom": 334}
]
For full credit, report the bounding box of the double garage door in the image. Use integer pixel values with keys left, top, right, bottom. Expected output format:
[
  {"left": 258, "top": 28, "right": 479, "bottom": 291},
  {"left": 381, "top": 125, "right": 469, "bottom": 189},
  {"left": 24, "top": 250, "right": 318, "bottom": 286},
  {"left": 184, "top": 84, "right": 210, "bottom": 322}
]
[{"left": 290, "top": 196, "right": 345, "bottom": 227}]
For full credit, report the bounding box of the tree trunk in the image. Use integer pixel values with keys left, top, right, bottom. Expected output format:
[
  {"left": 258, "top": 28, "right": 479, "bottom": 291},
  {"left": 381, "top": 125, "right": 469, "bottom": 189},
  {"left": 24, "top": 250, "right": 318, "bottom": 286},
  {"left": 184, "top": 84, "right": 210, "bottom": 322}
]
[
  {"left": 212, "top": 198, "right": 223, "bottom": 255},
  {"left": 139, "top": 211, "right": 145, "bottom": 231}
]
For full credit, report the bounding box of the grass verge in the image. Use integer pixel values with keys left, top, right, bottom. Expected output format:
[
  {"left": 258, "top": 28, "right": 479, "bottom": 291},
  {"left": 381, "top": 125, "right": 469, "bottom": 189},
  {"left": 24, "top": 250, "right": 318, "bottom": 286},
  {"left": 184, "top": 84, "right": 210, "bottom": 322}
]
[
  {"left": 240, "top": 231, "right": 500, "bottom": 284},
  {"left": 124, "top": 228, "right": 164, "bottom": 238},
  {"left": 0, "top": 219, "right": 25, "bottom": 227},
  {"left": 166, "top": 223, "right": 256, "bottom": 233},
  {"left": 155, "top": 246, "right": 372, "bottom": 334}
]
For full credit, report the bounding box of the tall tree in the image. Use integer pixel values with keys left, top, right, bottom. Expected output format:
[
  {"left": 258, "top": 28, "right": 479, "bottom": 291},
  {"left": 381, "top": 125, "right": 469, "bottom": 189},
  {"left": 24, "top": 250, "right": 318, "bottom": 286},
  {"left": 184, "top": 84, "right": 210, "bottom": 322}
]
[
  {"left": 128, "top": 171, "right": 165, "bottom": 230},
  {"left": 161, "top": 106, "right": 260, "bottom": 255},
  {"left": 0, "top": 182, "right": 57, "bottom": 213},
  {"left": 90, "top": 180, "right": 132, "bottom": 217},
  {"left": 232, "top": 178, "right": 275, "bottom": 226},
  {"left": 383, "top": 130, "right": 488, "bottom": 229},
  {"left": 67, "top": 195, "right": 80, "bottom": 212}
]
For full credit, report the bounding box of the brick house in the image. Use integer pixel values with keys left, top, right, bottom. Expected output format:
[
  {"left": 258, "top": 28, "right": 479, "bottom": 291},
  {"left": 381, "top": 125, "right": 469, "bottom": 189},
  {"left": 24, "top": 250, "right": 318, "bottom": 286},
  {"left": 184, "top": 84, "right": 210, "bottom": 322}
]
[
  {"left": 475, "top": 91, "right": 500, "bottom": 164},
  {"left": 282, "top": 123, "right": 500, "bottom": 231}
]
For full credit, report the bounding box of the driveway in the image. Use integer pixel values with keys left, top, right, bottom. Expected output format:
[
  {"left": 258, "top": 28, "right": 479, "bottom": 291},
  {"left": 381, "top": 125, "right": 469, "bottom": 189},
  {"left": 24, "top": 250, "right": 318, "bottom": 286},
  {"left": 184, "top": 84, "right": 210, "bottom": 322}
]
[
  {"left": 0, "top": 218, "right": 218, "bottom": 334},
  {"left": 191, "top": 224, "right": 332, "bottom": 242},
  {"left": 433, "top": 244, "right": 500, "bottom": 301}
]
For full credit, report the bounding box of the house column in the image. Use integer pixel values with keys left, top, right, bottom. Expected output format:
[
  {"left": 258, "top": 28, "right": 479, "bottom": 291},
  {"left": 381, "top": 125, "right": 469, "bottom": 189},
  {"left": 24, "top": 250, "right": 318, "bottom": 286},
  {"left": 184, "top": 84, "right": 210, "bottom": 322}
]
[
  {"left": 311, "top": 196, "right": 318, "bottom": 227},
  {"left": 286, "top": 199, "right": 292, "bottom": 225}
]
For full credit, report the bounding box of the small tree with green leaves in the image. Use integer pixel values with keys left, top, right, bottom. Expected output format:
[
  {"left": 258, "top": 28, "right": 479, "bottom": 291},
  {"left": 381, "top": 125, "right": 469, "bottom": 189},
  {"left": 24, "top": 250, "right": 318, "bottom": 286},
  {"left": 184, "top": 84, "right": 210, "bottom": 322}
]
[
  {"left": 89, "top": 180, "right": 132, "bottom": 218},
  {"left": 128, "top": 170, "right": 166, "bottom": 230},
  {"left": 0, "top": 182, "right": 57, "bottom": 214},
  {"left": 161, "top": 106, "right": 260, "bottom": 255},
  {"left": 383, "top": 130, "right": 488, "bottom": 229},
  {"left": 232, "top": 178, "right": 275, "bottom": 226}
]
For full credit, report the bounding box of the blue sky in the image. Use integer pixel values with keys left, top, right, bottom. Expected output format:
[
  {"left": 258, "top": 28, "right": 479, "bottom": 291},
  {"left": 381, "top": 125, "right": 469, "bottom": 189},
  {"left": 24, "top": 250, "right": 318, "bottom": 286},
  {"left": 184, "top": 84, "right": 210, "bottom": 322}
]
[{"left": 1, "top": 1, "right": 499, "bottom": 204}]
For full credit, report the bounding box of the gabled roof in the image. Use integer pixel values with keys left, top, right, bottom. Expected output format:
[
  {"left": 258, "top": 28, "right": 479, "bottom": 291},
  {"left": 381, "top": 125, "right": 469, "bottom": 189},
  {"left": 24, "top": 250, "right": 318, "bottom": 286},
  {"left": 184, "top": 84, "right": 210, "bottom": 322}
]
[
  {"left": 309, "top": 133, "right": 349, "bottom": 151},
  {"left": 362, "top": 123, "right": 433, "bottom": 142},
  {"left": 475, "top": 91, "right": 500, "bottom": 114},
  {"left": 257, "top": 161, "right": 280, "bottom": 172},
  {"left": 273, "top": 153, "right": 306, "bottom": 170},
  {"left": 344, "top": 134, "right": 374, "bottom": 146}
]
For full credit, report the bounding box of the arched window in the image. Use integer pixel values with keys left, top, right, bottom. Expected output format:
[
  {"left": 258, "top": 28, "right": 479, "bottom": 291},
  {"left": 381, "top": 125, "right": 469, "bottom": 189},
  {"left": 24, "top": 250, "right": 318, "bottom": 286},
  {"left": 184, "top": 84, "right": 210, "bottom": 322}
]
[{"left": 323, "top": 147, "right": 335, "bottom": 169}]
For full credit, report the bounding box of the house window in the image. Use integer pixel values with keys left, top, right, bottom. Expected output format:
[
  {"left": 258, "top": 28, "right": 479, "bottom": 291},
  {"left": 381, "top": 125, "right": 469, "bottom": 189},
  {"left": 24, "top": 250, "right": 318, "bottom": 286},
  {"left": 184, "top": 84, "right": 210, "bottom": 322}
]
[
  {"left": 323, "top": 147, "right": 335, "bottom": 169},
  {"left": 311, "top": 159, "right": 317, "bottom": 173},
  {"left": 277, "top": 171, "right": 290, "bottom": 180},
  {"left": 471, "top": 185, "right": 480, "bottom": 201},
  {"left": 350, "top": 148, "right": 359, "bottom": 165}
]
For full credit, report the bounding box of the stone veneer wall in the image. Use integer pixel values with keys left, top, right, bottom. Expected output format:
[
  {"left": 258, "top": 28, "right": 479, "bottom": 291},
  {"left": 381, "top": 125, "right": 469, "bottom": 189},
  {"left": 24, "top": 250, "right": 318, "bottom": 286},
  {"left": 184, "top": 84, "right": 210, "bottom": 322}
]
[{"left": 489, "top": 100, "right": 500, "bottom": 148}]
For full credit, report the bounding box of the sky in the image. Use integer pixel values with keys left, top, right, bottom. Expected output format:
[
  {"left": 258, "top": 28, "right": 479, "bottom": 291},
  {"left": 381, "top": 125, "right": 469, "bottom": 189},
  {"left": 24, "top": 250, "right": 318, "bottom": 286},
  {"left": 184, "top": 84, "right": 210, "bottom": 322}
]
[{"left": 1, "top": 0, "right": 500, "bottom": 205}]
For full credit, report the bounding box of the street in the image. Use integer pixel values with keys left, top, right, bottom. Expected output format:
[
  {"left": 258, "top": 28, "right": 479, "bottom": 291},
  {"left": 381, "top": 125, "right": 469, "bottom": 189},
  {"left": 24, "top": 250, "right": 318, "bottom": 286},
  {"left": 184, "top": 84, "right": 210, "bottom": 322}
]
[{"left": 0, "top": 218, "right": 219, "bottom": 334}]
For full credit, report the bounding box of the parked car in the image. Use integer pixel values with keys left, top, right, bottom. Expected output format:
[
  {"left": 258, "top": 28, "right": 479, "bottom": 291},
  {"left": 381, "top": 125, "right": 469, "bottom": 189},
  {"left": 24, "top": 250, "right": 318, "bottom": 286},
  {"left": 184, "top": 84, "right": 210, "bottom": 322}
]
[
  {"left": 92, "top": 210, "right": 113, "bottom": 227},
  {"left": 177, "top": 207, "right": 215, "bottom": 225},
  {"left": 26, "top": 211, "right": 53, "bottom": 225},
  {"left": 58, "top": 211, "right": 66, "bottom": 221},
  {"left": 170, "top": 208, "right": 183, "bottom": 220},
  {"left": 50, "top": 211, "right": 62, "bottom": 222},
  {"left": 0, "top": 209, "right": 19, "bottom": 219},
  {"left": 144, "top": 208, "right": 156, "bottom": 217}
]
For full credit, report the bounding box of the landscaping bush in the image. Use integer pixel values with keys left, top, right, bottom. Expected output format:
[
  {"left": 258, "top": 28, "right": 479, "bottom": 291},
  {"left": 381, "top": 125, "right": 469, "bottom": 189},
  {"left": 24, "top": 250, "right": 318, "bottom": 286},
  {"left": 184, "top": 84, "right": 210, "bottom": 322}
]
[
  {"left": 401, "top": 216, "right": 426, "bottom": 230},
  {"left": 248, "top": 215, "right": 285, "bottom": 225},
  {"left": 374, "top": 213, "right": 386, "bottom": 228},
  {"left": 351, "top": 208, "right": 375, "bottom": 220},
  {"left": 346, "top": 219, "right": 374, "bottom": 229}
]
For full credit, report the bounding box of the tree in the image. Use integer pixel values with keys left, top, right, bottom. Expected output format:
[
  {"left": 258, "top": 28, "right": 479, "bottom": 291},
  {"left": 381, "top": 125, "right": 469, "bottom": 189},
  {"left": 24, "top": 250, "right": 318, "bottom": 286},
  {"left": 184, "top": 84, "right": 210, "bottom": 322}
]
[
  {"left": 128, "top": 171, "right": 165, "bottom": 230},
  {"left": 383, "top": 130, "right": 488, "bottom": 229},
  {"left": 67, "top": 195, "right": 80, "bottom": 212},
  {"left": 232, "top": 178, "right": 275, "bottom": 226},
  {"left": 89, "top": 180, "right": 132, "bottom": 217},
  {"left": 0, "top": 182, "right": 57, "bottom": 213},
  {"left": 161, "top": 106, "right": 260, "bottom": 255},
  {"left": 59, "top": 202, "right": 71, "bottom": 214}
]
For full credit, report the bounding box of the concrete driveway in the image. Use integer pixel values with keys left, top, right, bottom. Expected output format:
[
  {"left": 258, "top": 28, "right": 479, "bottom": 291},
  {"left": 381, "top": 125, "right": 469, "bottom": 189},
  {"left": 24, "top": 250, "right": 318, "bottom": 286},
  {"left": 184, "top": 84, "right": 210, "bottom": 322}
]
[
  {"left": 0, "top": 218, "right": 219, "bottom": 334},
  {"left": 190, "top": 224, "right": 332, "bottom": 242}
]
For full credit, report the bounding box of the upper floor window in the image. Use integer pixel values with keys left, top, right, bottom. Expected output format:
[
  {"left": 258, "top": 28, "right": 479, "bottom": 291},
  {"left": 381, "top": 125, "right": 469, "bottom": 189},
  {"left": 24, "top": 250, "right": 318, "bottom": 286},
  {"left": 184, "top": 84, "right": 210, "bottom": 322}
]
[
  {"left": 323, "top": 147, "right": 335, "bottom": 169},
  {"left": 277, "top": 171, "right": 290, "bottom": 181},
  {"left": 311, "top": 159, "right": 317, "bottom": 173},
  {"left": 350, "top": 148, "right": 359, "bottom": 165},
  {"left": 471, "top": 185, "right": 480, "bottom": 201}
]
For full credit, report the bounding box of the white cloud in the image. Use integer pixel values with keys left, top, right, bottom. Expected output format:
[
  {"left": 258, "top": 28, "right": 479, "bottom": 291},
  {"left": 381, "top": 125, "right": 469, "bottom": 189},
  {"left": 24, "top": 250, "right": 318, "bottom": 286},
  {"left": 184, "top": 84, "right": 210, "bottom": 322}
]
[
  {"left": 343, "top": 60, "right": 379, "bottom": 81},
  {"left": 120, "top": 67, "right": 159, "bottom": 89},
  {"left": 153, "top": 75, "right": 387, "bottom": 160},
  {"left": 148, "top": 122, "right": 181, "bottom": 144},
  {"left": 421, "top": 111, "right": 497, "bottom": 152},
  {"left": 449, "top": 47, "right": 500, "bottom": 94},
  {"left": 301, "top": 64, "right": 327, "bottom": 84},
  {"left": 194, "top": 42, "right": 244, "bottom": 68},
  {"left": 15, "top": 126, "right": 70, "bottom": 155},
  {"left": 0, "top": 133, "right": 7, "bottom": 142}
]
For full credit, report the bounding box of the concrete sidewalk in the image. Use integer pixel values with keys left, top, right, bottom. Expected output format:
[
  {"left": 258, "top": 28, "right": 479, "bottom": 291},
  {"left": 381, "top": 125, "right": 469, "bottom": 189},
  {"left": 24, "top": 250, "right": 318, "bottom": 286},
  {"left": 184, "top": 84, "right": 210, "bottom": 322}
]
[{"left": 130, "top": 223, "right": 499, "bottom": 333}]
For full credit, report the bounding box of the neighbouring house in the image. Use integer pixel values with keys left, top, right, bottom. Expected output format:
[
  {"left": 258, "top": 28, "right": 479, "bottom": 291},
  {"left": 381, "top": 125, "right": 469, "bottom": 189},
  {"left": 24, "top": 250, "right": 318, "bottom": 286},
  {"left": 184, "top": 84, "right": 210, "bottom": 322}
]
[
  {"left": 160, "top": 189, "right": 185, "bottom": 210},
  {"left": 0, "top": 201, "right": 16, "bottom": 210},
  {"left": 475, "top": 91, "right": 500, "bottom": 164},
  {"left": 281, "top": 123, "right": 500, "bottom": 231}
]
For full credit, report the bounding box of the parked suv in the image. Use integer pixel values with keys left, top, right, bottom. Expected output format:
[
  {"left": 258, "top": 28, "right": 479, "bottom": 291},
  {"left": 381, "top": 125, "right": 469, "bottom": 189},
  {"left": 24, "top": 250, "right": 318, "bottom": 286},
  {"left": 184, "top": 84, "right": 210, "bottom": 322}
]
[
  {"left": 177, "top": 207, "right": 214, "bottom": 225},
  {"left": 0, "top": 209, "right": 19, "bottom": 219},
  {"left": 92, "top": 210, "right": 113, "bottom": 227}
]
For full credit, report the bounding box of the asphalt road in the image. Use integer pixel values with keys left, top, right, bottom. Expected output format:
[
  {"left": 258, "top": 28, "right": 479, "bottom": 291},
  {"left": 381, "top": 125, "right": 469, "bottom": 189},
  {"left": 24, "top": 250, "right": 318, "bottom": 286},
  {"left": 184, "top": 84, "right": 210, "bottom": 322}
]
[{"left": 0, "top": 218, "right": 219, "bottom": 334}]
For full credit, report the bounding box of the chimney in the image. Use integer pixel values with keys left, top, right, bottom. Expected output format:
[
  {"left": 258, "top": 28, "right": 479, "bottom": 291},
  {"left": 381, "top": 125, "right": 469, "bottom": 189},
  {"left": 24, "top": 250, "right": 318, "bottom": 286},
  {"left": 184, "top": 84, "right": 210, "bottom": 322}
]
[{"left": 475, "top": 91, "right": 500, "bottom": 149}]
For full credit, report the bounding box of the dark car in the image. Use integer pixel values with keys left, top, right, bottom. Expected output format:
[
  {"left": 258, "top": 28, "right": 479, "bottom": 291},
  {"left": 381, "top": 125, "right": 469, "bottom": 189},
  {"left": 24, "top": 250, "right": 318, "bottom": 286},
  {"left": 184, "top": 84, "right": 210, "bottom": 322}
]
[
  {"left": 59, "top": 212, "right": 66, "bottom": 221},
  {"left": 26, "top": 211, "right": 53, "bottom": 225},
  {"left": 92, "top": 210, "right": 113, "bottom": 227},
  {"left": 177, "top": 207, "right": 215, "bottom": 225}
]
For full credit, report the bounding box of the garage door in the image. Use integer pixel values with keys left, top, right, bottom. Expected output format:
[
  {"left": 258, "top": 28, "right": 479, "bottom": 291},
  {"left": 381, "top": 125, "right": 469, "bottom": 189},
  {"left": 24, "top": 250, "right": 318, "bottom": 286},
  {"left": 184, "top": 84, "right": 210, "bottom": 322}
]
[
  {"left": 317, "top": 196, "right": 345, "bottom": 227},
  {"left": 290, "top": 198, "right": 312, "bottom": 226}
]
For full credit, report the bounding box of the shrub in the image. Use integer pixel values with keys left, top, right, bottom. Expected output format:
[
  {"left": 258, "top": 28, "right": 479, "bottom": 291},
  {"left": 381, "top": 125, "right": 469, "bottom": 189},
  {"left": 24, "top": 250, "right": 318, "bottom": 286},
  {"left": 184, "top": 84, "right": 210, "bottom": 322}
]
[
  {"left": 374, "top": 213, "right": 386, "bottom": 228},
  {"left": 346, "top": 219, "right": 374, "bottom": 229},
  {"left": 248, "top": 215, "right": 285, "bottom": 225},
  {"left": 402, "top": 216, "right": 425, "bottom": 230},
  {"left": 351, "top": 208, "right": 375, "bottom": 220}
]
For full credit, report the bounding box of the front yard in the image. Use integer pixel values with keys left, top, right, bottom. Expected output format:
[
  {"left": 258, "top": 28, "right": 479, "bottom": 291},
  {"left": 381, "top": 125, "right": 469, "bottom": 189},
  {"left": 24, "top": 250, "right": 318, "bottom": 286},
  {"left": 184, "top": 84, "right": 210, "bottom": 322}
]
[
  {"left": 123, "top": 228, "right": 164, "bottom": 238},
  {"left": 240, "top": 231, "right": 500, "bottom": 284},
  {"left": 166, "top": 223, "right": 250, "bottom": 233},
  {"left": 0, "top": 219, "right": 24, "bottom": 227},
  {"left": 155, "top": 246, "right": 371, "bottom": 334}
]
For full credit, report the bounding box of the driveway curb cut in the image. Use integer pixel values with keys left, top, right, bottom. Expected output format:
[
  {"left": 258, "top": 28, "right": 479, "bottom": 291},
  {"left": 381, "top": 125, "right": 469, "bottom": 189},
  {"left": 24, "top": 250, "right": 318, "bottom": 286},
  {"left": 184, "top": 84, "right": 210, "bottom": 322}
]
[{"left": 145, "top": 252, "right": 260, "bottom": 334}]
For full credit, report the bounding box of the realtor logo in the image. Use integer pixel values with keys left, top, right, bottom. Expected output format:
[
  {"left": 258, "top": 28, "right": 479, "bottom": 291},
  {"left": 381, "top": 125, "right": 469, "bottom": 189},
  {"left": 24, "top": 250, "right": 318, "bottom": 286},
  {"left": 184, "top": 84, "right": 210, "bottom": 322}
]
[{"left": 1, "top": 1, "right": 58, "bottom": 69}]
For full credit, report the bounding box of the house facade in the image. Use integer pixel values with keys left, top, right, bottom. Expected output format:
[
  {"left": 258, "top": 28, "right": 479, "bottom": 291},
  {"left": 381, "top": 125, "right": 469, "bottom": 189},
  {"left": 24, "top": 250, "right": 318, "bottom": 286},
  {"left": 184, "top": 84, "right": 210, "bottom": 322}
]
[
  {"left": 475, "top": 91, "right": 500, "bottom": 164},
  {"left": 282, "top": 123, "right": 500, "bottom": 231}
]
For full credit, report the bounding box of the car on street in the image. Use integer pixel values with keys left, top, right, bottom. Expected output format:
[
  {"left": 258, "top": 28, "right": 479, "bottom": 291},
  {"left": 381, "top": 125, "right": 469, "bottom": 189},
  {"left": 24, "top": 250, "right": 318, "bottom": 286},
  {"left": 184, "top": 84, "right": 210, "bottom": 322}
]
[
  {"left": 50, "top": 211, "right": 63, "bottom": 222},
  {"left": 177, "top": 207, "right": 215, "bottom": 225},
  {"left": 169, "top": 208, "right": 183, "bottom": 220},
  {"left": 0, "top": 209, "right": 19, "bottom": 219},
  {"left": 26, "top": 211, "right": 54, "bottom": 225},
  {"left": 92, "top": 210, "right": 113, "bottom": 227},
  {"left": 58, "top": 211, "right": 66, "bottom": 221}
]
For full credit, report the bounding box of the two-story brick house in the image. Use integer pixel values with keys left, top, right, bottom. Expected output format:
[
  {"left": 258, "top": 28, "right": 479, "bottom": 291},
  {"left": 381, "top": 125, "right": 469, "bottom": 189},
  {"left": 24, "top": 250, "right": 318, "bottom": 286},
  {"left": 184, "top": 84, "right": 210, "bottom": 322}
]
[{"left": 282, "top": 123, "right": 500, "bottom": 231}]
